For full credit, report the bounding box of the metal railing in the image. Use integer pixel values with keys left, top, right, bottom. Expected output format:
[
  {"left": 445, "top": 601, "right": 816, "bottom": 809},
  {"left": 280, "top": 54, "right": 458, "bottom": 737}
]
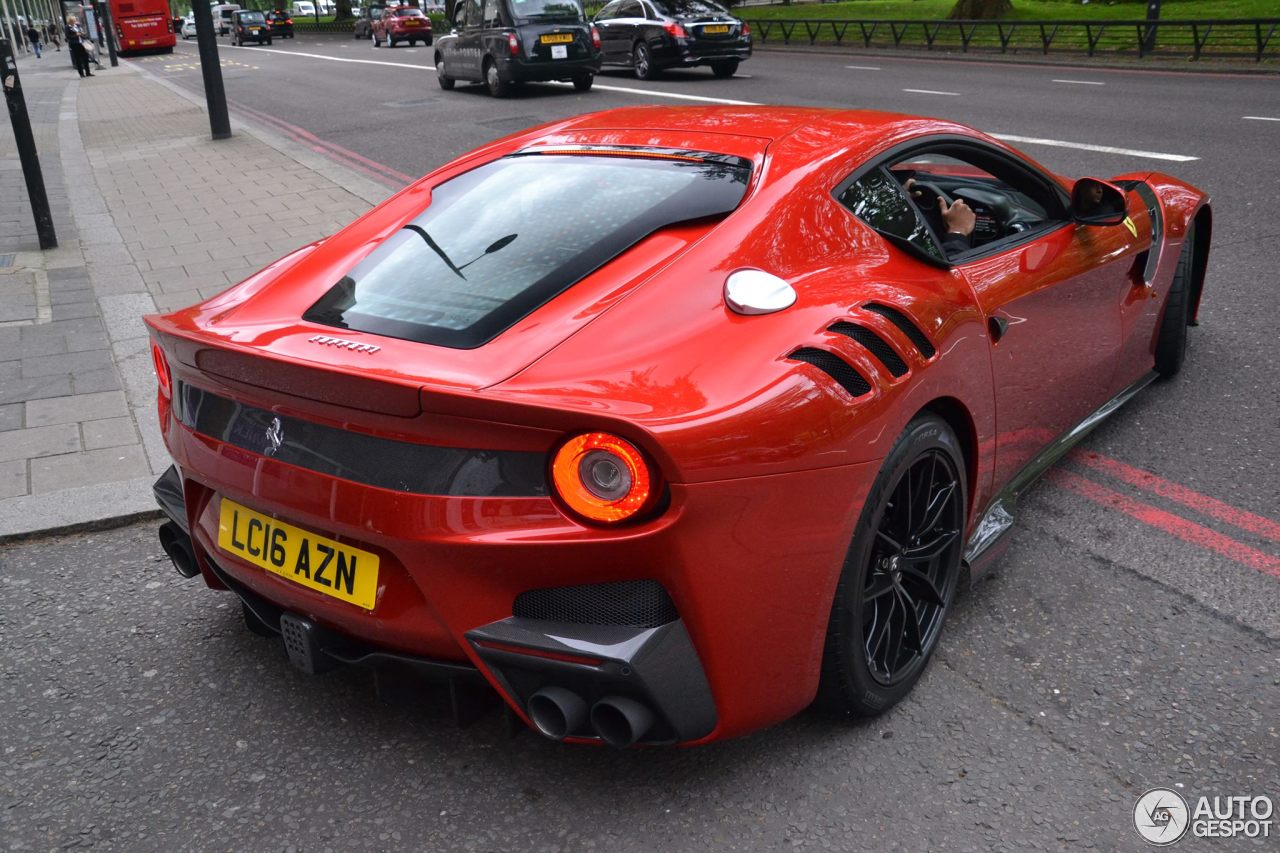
[{"left": 741, "top": 17, "right": 1280, "bottom": 61}]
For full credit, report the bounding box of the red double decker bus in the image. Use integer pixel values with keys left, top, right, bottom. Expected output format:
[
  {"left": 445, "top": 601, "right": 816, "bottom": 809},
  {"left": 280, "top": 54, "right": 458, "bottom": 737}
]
[{"left": 109, "top": 0, "right": 177, "bottom": 53}]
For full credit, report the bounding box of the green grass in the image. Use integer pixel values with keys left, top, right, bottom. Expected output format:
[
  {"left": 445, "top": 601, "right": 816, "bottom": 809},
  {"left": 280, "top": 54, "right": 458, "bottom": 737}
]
[{"left": 742, "top": 1, "right": 1280, "bottom": 22}]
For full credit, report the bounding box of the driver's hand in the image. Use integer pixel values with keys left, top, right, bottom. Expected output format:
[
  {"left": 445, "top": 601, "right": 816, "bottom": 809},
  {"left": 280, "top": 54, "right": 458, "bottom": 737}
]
[
  {"left": 940, "top": 197, "right": 976, "bottom": 237},
  {"left": 904, "top": 178, "right": 921, "bottom": 199}
]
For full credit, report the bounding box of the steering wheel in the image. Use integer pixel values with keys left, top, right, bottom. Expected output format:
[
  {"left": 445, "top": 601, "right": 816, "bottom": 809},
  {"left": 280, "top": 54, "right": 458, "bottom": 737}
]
[{"left": 907, "top": 180, "right": 953, "bottom": 210}]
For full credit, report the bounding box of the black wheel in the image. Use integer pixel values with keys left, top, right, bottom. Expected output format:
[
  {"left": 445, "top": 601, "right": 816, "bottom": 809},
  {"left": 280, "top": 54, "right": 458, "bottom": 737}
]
[
  {"left": 710, "top": 59, "right": 738, "bottom": 78},
  {"left": 633, "top": 40, "right": 657, "bottom": 80},
  {"left": 266, "top": 38, "right": 272, "bottom": 45},
  {"left": 436, "top": 54, "right": 454, "bottom": 89},
  {"left": 1155, "top": 221, "right": 1196, "bottom": 378},
  {"left": 818, "top": 414, "right": 966, "bottom": 717},
  {"left": 242, "top": 602, "right": 275, "bottom": 638},
  {"left": 371, "top": 31, "right": 379, "bottom": 47},
  {"left": 424, "top": 34, "right": 432, "bottom": 46},
  {"left": 485, "top": 59, "right": 510, "bottom": 97},
  {"left": 572, "top": 71, "right": 594, "bottom": 92}
]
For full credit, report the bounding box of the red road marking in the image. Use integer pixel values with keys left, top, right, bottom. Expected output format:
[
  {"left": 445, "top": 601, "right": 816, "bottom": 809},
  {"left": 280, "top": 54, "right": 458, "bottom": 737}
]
[
  {"left": 227, "top": 99, "right": 416, "bottom": 186},
  {"left": 1048, "top": 469, "right": 1280, "bottom": 579},
  {"left": 1071, "top": 450, "right": 1280, "bottom": 544}
]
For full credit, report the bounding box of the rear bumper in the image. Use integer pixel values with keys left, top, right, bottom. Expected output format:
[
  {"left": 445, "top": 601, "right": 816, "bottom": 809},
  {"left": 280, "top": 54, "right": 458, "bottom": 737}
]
[
  {"left": 654, "top": 39, "right": 751, "bottom": 68},
  {"left": 497, "top": 54, "right": 602, "bottom": 82}
]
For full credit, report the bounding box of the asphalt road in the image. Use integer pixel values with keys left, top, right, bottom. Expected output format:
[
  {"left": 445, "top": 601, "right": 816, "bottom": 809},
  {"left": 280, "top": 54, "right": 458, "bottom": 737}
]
[{"left": 3, "top": 36, "right": 1279, "bottom": 850}]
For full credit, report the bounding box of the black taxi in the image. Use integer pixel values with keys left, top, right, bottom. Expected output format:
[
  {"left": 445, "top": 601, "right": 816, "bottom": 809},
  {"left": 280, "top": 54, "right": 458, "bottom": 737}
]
[{"left": 434, "top": 0, "right": 602, "bottom": 97}]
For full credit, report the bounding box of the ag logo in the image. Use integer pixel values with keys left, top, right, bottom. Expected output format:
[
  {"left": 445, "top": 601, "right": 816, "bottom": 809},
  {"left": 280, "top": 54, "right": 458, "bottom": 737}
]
[{"left": 1134, "top": 788, "right": 1190, "bottom": 845}]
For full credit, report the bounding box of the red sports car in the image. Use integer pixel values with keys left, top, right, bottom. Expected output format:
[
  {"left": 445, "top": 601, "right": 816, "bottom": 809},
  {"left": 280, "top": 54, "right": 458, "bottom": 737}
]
[{"left": 146, "top": 107, "right": 1210, "bottom": 747}]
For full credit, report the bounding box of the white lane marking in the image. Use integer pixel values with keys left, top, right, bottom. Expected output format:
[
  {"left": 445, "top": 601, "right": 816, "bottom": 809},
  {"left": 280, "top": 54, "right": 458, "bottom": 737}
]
[
  {"left": 902, "top": 88, "right": 960, "bottom": 96},
  {"left": 173, "top": 45, "right": 1200, "bottom": 162},
  {"left": 1053, "top": 79, "right": 1105, "bottom": 85},
  {"left": 991, "top": 133, "right": 1199, "bottom": 162},
  {"left": 845, "top": 64, "right": 881, "bottom": 70},
  {"left": 1243, "top": 115, "right": 1280, "bottom": 122}
]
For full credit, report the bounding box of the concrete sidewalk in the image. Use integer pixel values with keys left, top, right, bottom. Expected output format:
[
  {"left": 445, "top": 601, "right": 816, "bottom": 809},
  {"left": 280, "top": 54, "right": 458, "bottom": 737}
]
[{"left": 0, "top": 53, "right": 393, "bottom": 541}]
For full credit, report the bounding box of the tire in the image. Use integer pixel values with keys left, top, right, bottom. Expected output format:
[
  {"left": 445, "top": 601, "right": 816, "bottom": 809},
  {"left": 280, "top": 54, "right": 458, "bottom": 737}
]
[
  {"left": 424, "top": 34, "right": 432, "bottom": 46},
  {"left": 710, "top": 59, "right": 738, "bottom": 78},
  {"left": 633, "top": 40, "right": 656, "bottom": 80},
  {"left": 484, "top": 59, "right": 510, "bottom": 97},
  {"left": 1155, "top": 221, "right": 1196, "bottom": 378},
  {"left": 371, "top": 31, "right": 379, "bottom": 47},
  {"left": 389, "top": 36, "right": 397, "bottom": 48},
  {"left": 266, "top": 38, "right": 273, "bottom": 45},
  {"left": 817, "top": 414, "right": 966, "bottom": 718},
  {"left": 436, "top": 54, "right": 455, "bottom": 89},
  {"left": 572, "top": 71, "right": 594, "bottom": 92}
]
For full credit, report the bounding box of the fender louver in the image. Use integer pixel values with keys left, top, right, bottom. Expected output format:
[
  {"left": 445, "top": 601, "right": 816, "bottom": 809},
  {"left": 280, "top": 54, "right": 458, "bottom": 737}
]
[
  {"left": 829, "top": 322, "right": 909, "bottom": 377},
  {"left": 788, "top": 348, "right": 872, "bottom": 397},
  {"left": 862, "top": 303, "right": 937, "bottom": 358}
]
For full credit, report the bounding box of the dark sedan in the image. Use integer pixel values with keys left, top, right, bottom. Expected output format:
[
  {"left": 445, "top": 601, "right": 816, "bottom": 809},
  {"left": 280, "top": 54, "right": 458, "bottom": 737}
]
[
  {"left": 434, "top": 0, "right": 602, "bottom": 97},
  {"left": 230, "top": 10, "right": 272, "bottom": 45},
  {"left": 266, "top": 10, "right": 294, "bottom": 38},
  {"left": 593, "top": 0, "right": 749, "bottom": 79}
]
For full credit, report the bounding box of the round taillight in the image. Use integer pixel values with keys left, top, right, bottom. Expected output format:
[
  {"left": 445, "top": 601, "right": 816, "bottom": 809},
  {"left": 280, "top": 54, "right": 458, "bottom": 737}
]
[
  {"left": 151, "top": 340, "right": 171, "bottom": 399},
  {"left": 552, "top": 433, "right": 656, "bottom": 524}
]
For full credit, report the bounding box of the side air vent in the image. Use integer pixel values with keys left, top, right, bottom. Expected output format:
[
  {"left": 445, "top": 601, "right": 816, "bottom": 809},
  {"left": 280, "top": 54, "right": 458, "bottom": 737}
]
[
  {"left": 829, "top": 322, "right": 909, "bottom": 377},
  {"left": 513, "top": 580, "right": 678, "bottom": 628},
  {"left": 788, "top": 348, "right": 873, "bottom": 397},
  {"left": 862, "top": 303, "right": 937, "bottom": 358}
]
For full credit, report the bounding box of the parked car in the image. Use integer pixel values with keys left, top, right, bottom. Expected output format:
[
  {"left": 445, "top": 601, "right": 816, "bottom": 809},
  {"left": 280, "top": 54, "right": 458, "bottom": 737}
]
[
  {"left": 230, "top": 9, "right": 272, "bottom": 44},
  {"left": 371, "top": 4, "right": 432, "bottom": 47},
  {"left": 180, "top": 13, "right": 197, "bottom": 38},
  {"left": 434, "top": 0, "right": 601, "bottom": 96},
  {"left": 353, "top": 4, "right": 383, "bottom": 38},
  {"left": 290, "top": 0, "right": 316, "bottom": 17},
  {"left": 146, "top": 107, "right": 1210, "bottom": 747},
  {"left": 593, "top": 0, "right": 749, "bottom": 79},
  {"left": 210, "top": 3, "right": 241, "bottom": 35},
  {"left": 266, "top": 9, "right": 294, "bottom": 37}
]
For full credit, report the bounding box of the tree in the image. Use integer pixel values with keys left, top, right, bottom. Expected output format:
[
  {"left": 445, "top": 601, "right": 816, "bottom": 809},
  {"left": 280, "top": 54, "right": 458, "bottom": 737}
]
[
  {"left": 948, "top": 0, "right": 1013, "bottom": 19},
  {"left": 334, "top": 0, "right": 354, "bottom": 22}
]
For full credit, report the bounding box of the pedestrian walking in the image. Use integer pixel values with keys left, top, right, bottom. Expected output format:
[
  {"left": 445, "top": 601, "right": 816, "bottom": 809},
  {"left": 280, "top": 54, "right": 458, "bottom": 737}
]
[
  {"left": 25, "top": 24, "right": 42, "bottom": 58},
  {"left": 65, "top": 15, "right": 93, "bottom": 77},
  {"left": 48, "top": 24, "right": 61, "bottom": 51}
]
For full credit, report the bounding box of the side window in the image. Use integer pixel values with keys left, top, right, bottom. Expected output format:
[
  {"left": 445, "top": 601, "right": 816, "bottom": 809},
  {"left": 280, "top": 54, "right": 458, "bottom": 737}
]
[
  {"left": 618, "top": 0, "right": 642, "bottom": 18},
  {"left": 452, "top": 2, "right": 466, "bottom": 27},
  {"left": 464, "top": 0, "right": 482, "bottom": 27},
  {"left": 595, "top": 0, "right": 621, "bottom": 19},
  {"left": 838, "top": 167, "right": 944, "bottom": 263},
  {"left": 482, "top": 0, "right": 501, "bottom": 26}
]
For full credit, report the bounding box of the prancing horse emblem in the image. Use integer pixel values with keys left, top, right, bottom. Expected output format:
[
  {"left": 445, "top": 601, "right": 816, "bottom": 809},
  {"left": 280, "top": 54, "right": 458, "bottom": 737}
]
[{"left": 265, "top": 417, "right": 283, "bottom": 457}]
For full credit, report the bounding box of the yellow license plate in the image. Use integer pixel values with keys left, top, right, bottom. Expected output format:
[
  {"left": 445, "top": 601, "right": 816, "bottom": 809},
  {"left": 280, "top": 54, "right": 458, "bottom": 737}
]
[
  {"left": 703, "top": 24, "right": 729, "bottom": 34},
  {"left": 218, "top": 498, "right": 379, "bottom": 610},
  {"left": 405, "top": 19, "right": 420, "bottom": 25},
  {"left": 540, "top": 33, "right": 573, "bottom": 44}
]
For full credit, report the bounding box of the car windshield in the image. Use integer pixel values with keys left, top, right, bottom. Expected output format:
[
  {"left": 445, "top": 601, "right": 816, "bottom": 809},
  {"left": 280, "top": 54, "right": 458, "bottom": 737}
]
[
  {"left": 650, "top": 0, "right": 726, "bottom": 16},
  {"left": 305, "top": 151, "right": 752, "bottom": 348},
  {"left": 508, "top": 0, "right": 583, "bottom": 22}
]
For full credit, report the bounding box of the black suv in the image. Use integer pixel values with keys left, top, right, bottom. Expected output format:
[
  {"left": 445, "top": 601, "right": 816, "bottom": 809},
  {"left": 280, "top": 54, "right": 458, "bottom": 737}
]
[
  {"left": 593, "top": 0, "right": 749, "bottom": 79},
  {"left": 434, "top": 0, "right": 602, "bottom": 97},
  {"left": 230, "top": 10, "right": 272, "bottom": 45},
  {"left": 266, "top": 10, "right": 294, "bottom": 38}
]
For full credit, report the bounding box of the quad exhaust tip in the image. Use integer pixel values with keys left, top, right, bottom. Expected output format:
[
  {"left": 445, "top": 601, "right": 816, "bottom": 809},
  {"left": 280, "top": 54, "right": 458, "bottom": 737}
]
[
  {"left": 158, "top": 521, "right": 200, "bottom": 578},
  {"left": 590, "top": 696, "right": 654, "bottom": 749}
]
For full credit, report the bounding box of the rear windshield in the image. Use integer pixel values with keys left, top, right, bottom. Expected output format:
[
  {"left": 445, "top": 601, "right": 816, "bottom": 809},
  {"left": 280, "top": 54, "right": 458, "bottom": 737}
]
[
  {"left": 395, "top": 8, "right": 425, "bottom": 15},
  {"left": 509, "top": 0, "right": 584, "bottom": 23},
  {"left": 305, "top": 151, "right": 752, "bottom": 348},
  {"left": 239, "top": 11, "right": 265, "bottom": 22},
  {"left": 651, "top": 0, "right": 726, "bottom": 16}
]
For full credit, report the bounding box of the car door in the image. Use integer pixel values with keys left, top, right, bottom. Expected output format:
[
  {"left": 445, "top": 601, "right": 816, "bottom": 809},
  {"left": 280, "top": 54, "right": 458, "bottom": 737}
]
[
  {"left": 903, "top": 143, "right": 1137, "bottom": 489},
  {"left": 593, "top": 0, "right": 622, "bottom": 62},
  {"left": 458, "top": 0, "right": 485, "bottom": 80},
  {"left": 612, "top": 0, "right": 644, "bottom": 63}
]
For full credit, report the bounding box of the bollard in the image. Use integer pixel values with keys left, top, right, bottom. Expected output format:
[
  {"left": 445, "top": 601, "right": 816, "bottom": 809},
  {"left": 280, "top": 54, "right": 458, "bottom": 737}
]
[
  {"left": 1, "top": 37, "right": 57, "bottom": 249},
  {"left": 192, "top": 1, "right": 230, "bottom": 140}
]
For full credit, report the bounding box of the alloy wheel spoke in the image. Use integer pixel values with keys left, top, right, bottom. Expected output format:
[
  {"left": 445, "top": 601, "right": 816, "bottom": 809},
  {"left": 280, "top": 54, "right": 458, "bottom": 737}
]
[
  {"left": 896, "top": 588, "right": 925, "bottom": 654},
  {"left": 865, "top": 571, "right": 896, "bottom": 602},
  {"left": 902, "top": 528, "right": 959, "bottom": 560},
  {"left": 914, "top": 480, "right": 956, "bottom": 541},
  {"left": 899, "top": 565, "right": 945, "bottom": 606},
  {"left": 882, "top": 595, "right": 907, "bottom": 672}
]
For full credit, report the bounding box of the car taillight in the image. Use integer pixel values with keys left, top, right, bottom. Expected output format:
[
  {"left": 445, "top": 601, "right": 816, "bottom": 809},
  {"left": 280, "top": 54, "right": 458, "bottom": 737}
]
[
  {"left": 551, "top": 433, "right": 658, "bottom": 525},
  {"left": 590, "top": 24, "right": 600, "bottom": 49},
  {"left": 151, "top": 341, "right": 171, "bottom": 400},
  {"left": 286, "top": 17, "right": 293, "bottom": 23},
  {"left": 663, "top": 21, "right": 686, "bottom": 39},
  {"left": 507, "top": 31, "right": 519, "bottom": 55},
  {"left": 741, "top": 21, "right": 749, "bottom": 36}
]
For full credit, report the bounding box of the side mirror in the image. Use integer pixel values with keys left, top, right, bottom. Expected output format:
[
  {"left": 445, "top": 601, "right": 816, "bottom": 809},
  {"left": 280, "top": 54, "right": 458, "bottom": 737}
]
[{"left": 1071, "top": 177, "right": 1127, "bottom": 226}]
